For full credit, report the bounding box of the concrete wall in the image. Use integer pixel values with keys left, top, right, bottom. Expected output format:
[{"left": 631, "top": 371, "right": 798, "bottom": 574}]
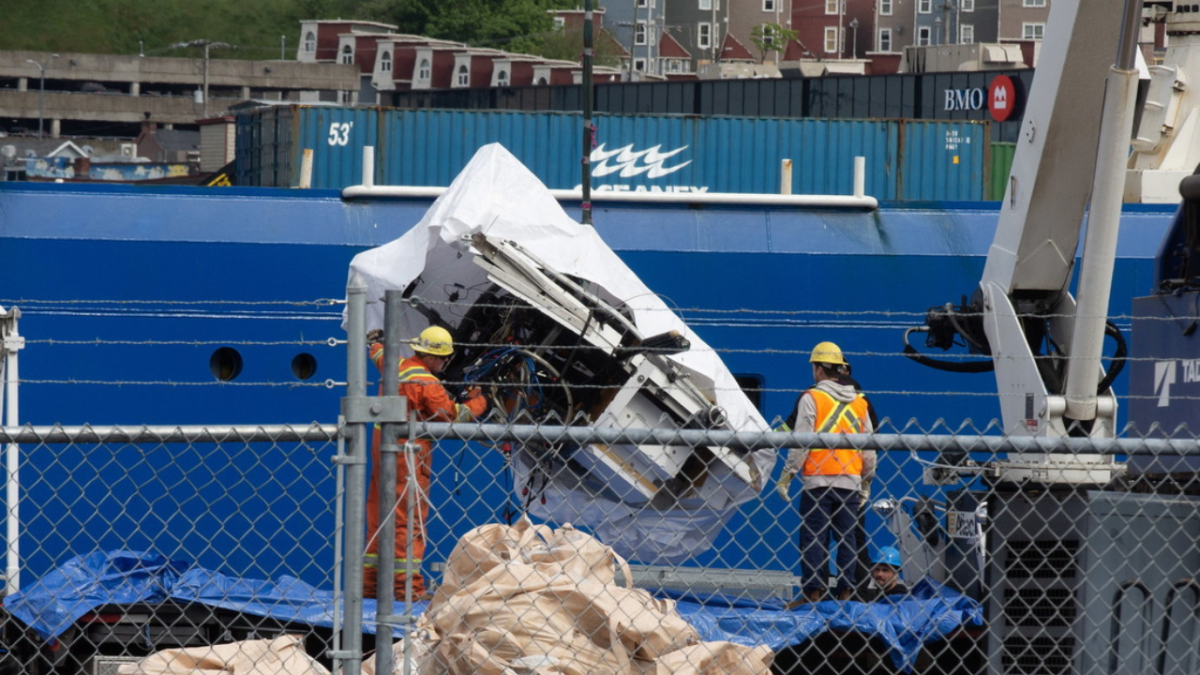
[{"left": 0, "top": 50, "right": 358, "bottom": 132}]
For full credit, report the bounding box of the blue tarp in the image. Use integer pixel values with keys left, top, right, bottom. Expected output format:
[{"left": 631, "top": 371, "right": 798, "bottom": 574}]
[
  {"left": 4, "top": 551, "right": 982, "bottom": 672},
  {"left": 2, "top": 551, "right": 417, "bottom": 641}
]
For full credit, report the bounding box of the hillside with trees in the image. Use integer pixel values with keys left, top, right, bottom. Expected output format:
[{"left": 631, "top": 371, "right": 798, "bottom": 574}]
[{"left": 3, "top": 0, "right": 585, "bottom": 61}]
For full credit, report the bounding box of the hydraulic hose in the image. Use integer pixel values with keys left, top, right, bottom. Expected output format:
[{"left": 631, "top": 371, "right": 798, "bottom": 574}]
[
  {"left": 902, "top": 328, "right": 996, "bottom": 373},
  {"left": 1095, "top": 320, "right": 1127, "bottom": 395}
]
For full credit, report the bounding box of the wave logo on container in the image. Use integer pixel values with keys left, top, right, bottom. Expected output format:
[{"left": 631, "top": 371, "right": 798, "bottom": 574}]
[{"left": 591, "top": 143, "right": 691, "bottom": 179}]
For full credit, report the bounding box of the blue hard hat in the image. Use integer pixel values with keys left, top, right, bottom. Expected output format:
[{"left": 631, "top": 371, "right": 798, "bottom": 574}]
[{"left": 872, "top": 545, "right": 902, "bottom": 568}]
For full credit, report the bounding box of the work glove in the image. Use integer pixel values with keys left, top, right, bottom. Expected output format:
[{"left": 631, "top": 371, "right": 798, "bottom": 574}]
[
  {"left": 776, "top": 470, "right": 795, "bottom": 500},
  {"left": 366, "top": 329, "right": 384, "bottom": 344}
]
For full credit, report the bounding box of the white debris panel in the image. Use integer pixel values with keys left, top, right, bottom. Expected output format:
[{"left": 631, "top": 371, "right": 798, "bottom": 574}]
[{"left": 346, "top": 143, "right": 774, "bottom": 562}]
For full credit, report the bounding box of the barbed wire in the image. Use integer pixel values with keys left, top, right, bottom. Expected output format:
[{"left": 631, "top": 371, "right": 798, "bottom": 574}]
[
  {"left": 26, "top": 338, "right": 338, "bottom": 347},
  {"left": 10, "top": 335, "right": 1183, "bottom": 364},
  {"left": 17, "top": 378, "right": 341, "bottom": 388},
  {"left": 5, "top": 296, "right": 1192, "bottom": 323},
  {"left": 0, "top": 298, "right": 344, "bottom": 307},
  {"left": 12, "top": 375, "right": 1200, "bottom": 405}
]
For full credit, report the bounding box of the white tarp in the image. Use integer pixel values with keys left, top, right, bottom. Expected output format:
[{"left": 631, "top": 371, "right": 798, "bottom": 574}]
[{"left": 345, "top": 143, "right": 774, "bottom": 562}]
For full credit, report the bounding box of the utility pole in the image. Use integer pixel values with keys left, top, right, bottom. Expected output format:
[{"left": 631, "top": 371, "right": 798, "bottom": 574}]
[
  {"left": 582, "top": 0, "right": 595, "bottom": 225},
  {"left": 774, "top": 0, "right": 783, "bottom": 65},
  {"left": 711, "top": 0, "right": 718, "bottom": 63},
  {"left": 942, "top": 1, "right": 953, "bottom": 44},
  {"left": 839, "top": 0, "right": 846, "bottom": 58},
  {"left": 954, "top": 0, "right": 961, "bottom": 44},
  {"left": 169, "top": 40, "right": 232, "bottom": 117}
]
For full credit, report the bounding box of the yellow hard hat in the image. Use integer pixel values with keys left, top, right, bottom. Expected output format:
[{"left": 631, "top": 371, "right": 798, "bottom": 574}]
[
  {"left": 411, "top": 325, "right": 454, "bottom": 356},
  {"left": 809, "top": 341, "right": 847, "bottom": 366}
]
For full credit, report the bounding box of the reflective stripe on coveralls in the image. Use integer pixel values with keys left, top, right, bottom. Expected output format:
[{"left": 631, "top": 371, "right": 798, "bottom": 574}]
[{"left": 364, "top": 346, "right": 486, "bottom": 599}]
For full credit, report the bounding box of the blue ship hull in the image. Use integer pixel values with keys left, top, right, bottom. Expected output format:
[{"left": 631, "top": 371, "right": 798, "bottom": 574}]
[{"left": 0, "top": 181, "right": 1176, "bottom": 584}]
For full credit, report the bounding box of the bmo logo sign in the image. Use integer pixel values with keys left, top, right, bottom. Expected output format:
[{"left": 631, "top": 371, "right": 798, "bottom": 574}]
[
  {"left": 941, "top": 74, "right": 1021, "bottom": 121},
  {"left": 988, "top": 75, "right": 1017, "bottom": 121},
  {"left": 943, "top": 87, "right": 986, "bottom": 112}
]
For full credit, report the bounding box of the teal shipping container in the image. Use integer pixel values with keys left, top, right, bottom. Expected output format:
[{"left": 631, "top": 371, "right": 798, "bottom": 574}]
[{"left": 236, "top": 106, "right": 989, "bottom": 201}]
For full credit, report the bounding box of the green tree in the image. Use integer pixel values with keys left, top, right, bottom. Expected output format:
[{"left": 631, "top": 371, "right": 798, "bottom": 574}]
[
  {"left": 535, "top": 25, "right": 623, "bottom": 68},
  {"left": 750, "top": 22, "right": 799, "bottom": 64},
  {"left": 359, "top": 0, "right": 576, "bottom": 53}
]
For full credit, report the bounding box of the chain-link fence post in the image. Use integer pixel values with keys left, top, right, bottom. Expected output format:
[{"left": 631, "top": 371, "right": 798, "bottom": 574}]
[
  {"left": 375, "top": 289, "right": 403, "bottom": 675},
  {"left": 1, "top": 305, "right": 23, "bottom": 595},
  {"left": 337, "top": 274, "right": 369, "bottom": 675}
]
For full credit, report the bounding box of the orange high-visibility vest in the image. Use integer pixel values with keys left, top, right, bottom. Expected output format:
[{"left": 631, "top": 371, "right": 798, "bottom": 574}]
[{"left": 801, "top": 388, "right": 869, "bottom": 477}]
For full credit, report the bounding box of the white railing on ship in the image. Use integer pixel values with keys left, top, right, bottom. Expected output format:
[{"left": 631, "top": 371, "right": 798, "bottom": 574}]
[{"left": 340, "top": 146, "right": 878, "bottom": 209}]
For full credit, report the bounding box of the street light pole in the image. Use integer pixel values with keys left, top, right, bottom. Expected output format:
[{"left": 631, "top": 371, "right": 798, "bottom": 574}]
[
  {"left": 850, "top": 18, "right": 859, "bottom": 60},
  {"left": 24, "top": 55, "right": 57, "bottom": 139}
]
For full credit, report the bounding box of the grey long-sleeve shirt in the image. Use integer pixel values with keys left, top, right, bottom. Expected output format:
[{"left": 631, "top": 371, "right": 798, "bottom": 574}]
[{"left": 784, "top": 379, "right": 876, "bottom": 495}]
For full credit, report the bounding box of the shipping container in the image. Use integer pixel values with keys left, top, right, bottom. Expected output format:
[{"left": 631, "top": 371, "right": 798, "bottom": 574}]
[
  {"left": 237, "top": 106, "right": 990, "bottom": 201},
  {"left": 987, "top": 142, "right": 1016, "bottom": 201},
  {"left": 236, "top": 105, "right": 386, "bottom": 188},
  {"left": 898, "top": 120, "right": 990, "bottom": 201},
  {"left": 389, "top": 69, "right": 1035, "bottom": 143}
]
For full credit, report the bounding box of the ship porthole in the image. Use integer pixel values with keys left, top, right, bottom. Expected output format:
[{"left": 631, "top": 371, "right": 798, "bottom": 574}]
[
  {"left": 292, "top": 353, "right": 318, "bottom": 381},
  {"left": 209, "top": 347, "right": 244, "bottom": 382}
]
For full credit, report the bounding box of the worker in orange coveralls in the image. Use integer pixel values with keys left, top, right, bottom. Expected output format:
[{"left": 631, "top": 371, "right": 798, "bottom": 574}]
[{"left": 364, "top": 325, "right": 487, "bottom": 601}]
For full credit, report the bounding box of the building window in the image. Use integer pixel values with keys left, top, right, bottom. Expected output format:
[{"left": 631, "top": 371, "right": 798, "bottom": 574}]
[
  {"left": 304, "top": 31, "right": 316, "bottom": 52},
  {"left": 824, "top": 26, "right": 839, "bottom": 52},
  {"left": 340, "top": 45, "right": 354, "bottom": 64},
  {"left": 635, "top": 22, "right": 647, "bottom": 45},
  {"left": 634, "top": 58, "right": 646, "bottom": 71},
  {"left": 667, "top": 59, "right": 681, "bottom": 72},
  {"left": 880, "top": 0, "right": 892, "bottom": 15},
  {"left": 763, "top": 0, "right": 776, "bottom": 9},
  {"left": 497, "top": 69, "right": 509, "bottom": 85},
  {"left": 825, "top": 0, "right": 838, "bottom": 14},
  {"left": 879, "top": 28, "right": 892, "bottom": 52},
  {"left": 1022, "top": 22, "right": 1045, "bottom": 39},
  {"left": 960, "top": 23, "right": 974, "bottom": 43},
  {"left": 700, "top": 0, "right": 711, "bottom": 9},
  {"left": 637, "top": 0, "right": 650, "bottom": 6},
  {"left": 917, "top": 26, "right": 932, "bottom": 45},
  {"left": 698, "top": 23, "right": 712, "bottom": 48},
  {"left": 961, "top": 0, "right": 974, "bottom": 10},
  {"left": 553, "top": 17, "right": 565, "bottom": 29},
  {"left": 456, "top": 64, "right": 469, "bottom": 86},
  {"left": 918, "top": 0, "right": 932, "bottom": 12},
  {"left": 1023, "top": 0, "right": 1046, "bottom": 6},
  {"left": 380, "top": 52, "right": 392, "bottom": 72},
  {"left": 418, "top": 58, "right": 431, "bottom": 80},
  {"left": 536, "top": 76, "right": 548, "bottom": 85}
]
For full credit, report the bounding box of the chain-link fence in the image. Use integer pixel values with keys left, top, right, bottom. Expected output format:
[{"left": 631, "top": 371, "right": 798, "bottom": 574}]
[
  {"left": 0, "top": 424, "right": 343, "bottom": 675},
  {"left": 3, "top": 421, "right": 1199, "bottom": 675},
  {"left": 2, "top": 285, "right": 1199, "bottom": 675}
]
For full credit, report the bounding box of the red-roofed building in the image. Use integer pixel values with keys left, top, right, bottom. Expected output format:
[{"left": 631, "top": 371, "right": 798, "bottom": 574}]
[
  {"left": 297, "top": 20, "right": 398, "bottom": 63},
  {"left": 719, "top": 33, "right": 756, "bottom": 62},
  {"left": 658, "top": 30, "right": 694, "bottom": 79},
  {"left": 412, "top": 44, "right": 469, "bottom": 90},
  {"left": 369, "top": 36, "right": 461, "bottom": 93},
  {"left": 336, "top": 32, "right": 392, "bottom": 75},
  {"left": 450, "top": 48, "right": 508, "bottom": 89},
  {"left": 725, "top": 0, "right": 796, "bottom": 67}
]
